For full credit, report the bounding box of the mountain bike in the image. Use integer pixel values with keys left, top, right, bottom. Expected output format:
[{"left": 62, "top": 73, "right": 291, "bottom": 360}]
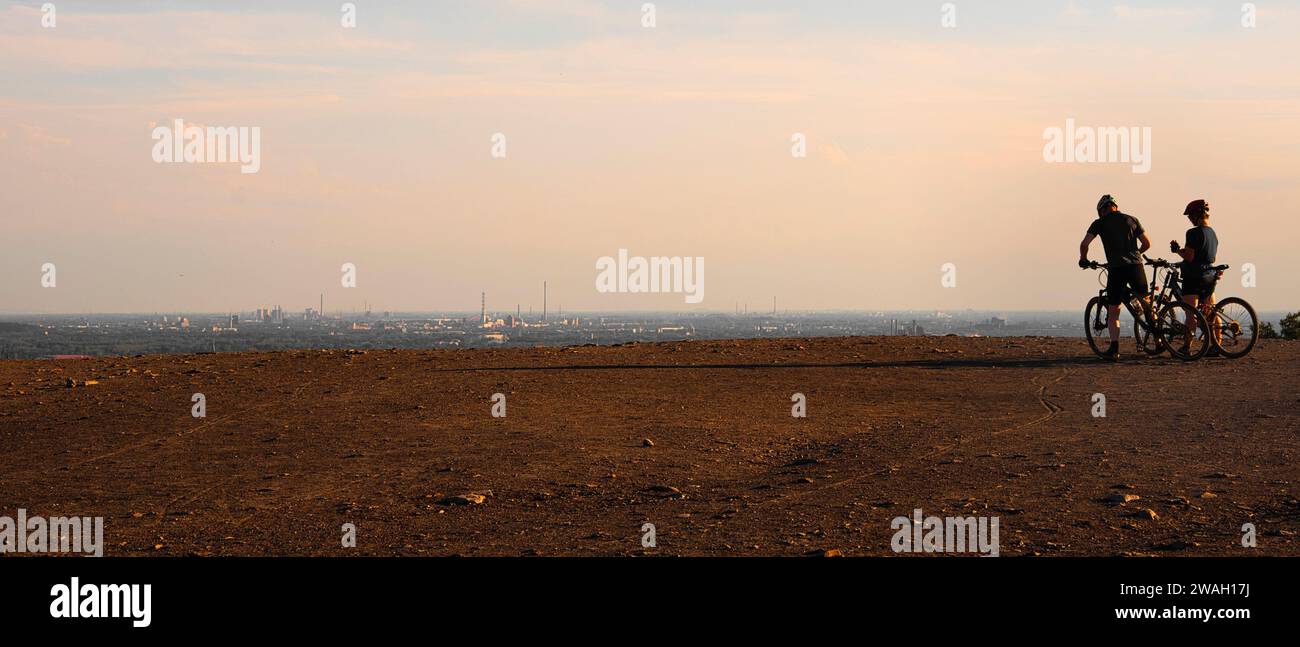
[
  {"left": 1145, "top": 258, "right": 1259, "bottom": 359},
  {"left": 1134, "top": 256, "right": 1219, "bottom": 360},
  {"left": 1082, "top": 259, "right": 1209, "bottom": 361}
]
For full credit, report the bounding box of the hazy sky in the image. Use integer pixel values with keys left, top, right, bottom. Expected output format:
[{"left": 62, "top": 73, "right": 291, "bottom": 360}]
[{"left": 3, "top": 0, "right": 1298, "bottom": 314}]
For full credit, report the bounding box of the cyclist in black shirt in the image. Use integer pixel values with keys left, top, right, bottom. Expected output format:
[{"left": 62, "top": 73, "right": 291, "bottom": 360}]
[
  {"left": 1170, "top": 199, "right": 1221, "bottom": 352},
  {"left": 1079, "top": 194, "right": 1152, "bottom": 360}
]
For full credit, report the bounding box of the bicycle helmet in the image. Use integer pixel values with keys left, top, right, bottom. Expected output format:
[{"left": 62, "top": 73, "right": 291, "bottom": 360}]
[
  {"left": 1097, "top": 194, "right": 1118, "bottom": 212},
  {"left": 1183, "top": 199, "right": 1208, "bottom": 216}
]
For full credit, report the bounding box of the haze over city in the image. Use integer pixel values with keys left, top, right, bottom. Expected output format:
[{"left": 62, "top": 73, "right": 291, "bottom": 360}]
[{"left": 3, "top": 0, "right": 1297, "bottom": 315}]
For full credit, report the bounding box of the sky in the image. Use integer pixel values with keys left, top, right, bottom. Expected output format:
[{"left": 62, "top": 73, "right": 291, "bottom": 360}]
[{"left": 2, "top": 0, "right": 1298, "bottom": 314}]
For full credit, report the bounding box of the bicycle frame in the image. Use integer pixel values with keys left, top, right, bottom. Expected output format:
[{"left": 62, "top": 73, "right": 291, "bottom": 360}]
[
  {"left": 1144, "top": 262, "right": 1185, "bottom": 307},
  {"left": 1149, "top": 258, "right": 1223, "bottom": 328}
]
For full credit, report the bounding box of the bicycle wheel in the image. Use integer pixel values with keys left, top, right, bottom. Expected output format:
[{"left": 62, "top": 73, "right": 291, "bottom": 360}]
[
  {"left": 1131, "top": 299, "right": 1164, "bottom": 355},
  {"left": 1084, "top": 297, "right": 1110, "bottom": 357},
  {"left": 1157, "top": 301, "right": 1210, "bottom": 361},
  {"left": 1210, "top": 297, "right": 1259, "bottom": 359}
]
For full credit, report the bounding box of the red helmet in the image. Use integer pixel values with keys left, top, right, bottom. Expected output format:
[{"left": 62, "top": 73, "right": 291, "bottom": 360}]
[{"left": 1183, "top": 199, "right": 1209, "bottom": 216}]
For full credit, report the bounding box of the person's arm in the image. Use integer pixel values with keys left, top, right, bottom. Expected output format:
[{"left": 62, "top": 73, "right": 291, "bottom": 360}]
[
  {"left": 1079, "top": 233, "right": 1097, "bottom": 266},
  {"left": 1175, "top": 228, "right": 1200, "bottom": 262},
  {"left": 1131, "top": 217, "right": 1152, "bottom": 255}
]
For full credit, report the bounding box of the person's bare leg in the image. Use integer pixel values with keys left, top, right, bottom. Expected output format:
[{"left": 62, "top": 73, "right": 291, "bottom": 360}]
[
  {"left": 1183, "top": 295, "right": 1199, "bottom": 348},
  {"left": 1137, "top": 295, "right": 1154, "bottom": 350},
  {"left": 1204, "top": 294, "right": 1221, "bottom": 346},
  {"left": 1105, "top": 303, "right": 1121, "bottom": 358}
]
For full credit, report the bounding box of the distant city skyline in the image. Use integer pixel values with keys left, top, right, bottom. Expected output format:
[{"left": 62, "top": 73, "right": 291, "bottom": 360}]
[
  {"left": 4, "top": 1, "right": 1298, "bottom": 313},
  {"left": 4, "top": 307, "right": 1290, "bottom": 360},
  {"left": 0, "top": 308, "right": 1092, "bottom": 360}
]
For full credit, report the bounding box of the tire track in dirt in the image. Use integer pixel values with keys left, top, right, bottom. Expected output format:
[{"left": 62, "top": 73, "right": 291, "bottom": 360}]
[
  {"left": 66, "top": 381, "right": 312, "bottom": 472},
  {"left": 154, "top": 381, "right": 319, "bottom": 527},
  {"left": 748, "top": 368, "right": 1072, "bottom": 510}
]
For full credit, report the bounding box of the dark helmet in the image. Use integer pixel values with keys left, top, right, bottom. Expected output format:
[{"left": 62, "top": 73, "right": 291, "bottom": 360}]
[
  {"left": 1097, "top": 194, "right": 1118, "bottom": 212},
  {"left": 1184, "top": 199, "right": 1209, "bottom": 216}
]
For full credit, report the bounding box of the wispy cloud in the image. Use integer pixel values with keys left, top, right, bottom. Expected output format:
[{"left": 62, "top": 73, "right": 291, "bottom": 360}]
[{"left": 1112, "top": 4, "right": 1211, "bottom": 19}]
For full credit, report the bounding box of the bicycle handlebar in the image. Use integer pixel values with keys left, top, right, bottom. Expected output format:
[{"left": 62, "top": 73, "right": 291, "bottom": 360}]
[
  {"left": 1144, "top": 255, "right": 1230, "bottom": 272},
  {"left": 1081, "top": 258, "right": 1230, "bottom": 272}
]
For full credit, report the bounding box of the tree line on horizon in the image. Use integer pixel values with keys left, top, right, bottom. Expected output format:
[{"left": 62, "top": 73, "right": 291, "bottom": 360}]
[{"left": 1259, "top": 311, "right": 1300, "bottom": 340}]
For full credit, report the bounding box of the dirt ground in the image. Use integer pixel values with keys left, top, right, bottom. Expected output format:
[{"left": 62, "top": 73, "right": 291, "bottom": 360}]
[{"left": 1, "top": 336, "right": 1297, "bottom": 556}]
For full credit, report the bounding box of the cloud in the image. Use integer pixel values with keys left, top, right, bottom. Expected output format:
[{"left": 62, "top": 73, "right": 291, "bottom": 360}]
[
  {"left": 0, "top": 5, "right": 412, "bottom": 74},
  {"left": 1112, "top": 5, "right": 1211, "bottom": 19},
  {"left": 19, "top": 125, "right": 71, "bottom": 147},
  {"left": 505, "top": 0, "right": 616, "bottom": 21}
]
